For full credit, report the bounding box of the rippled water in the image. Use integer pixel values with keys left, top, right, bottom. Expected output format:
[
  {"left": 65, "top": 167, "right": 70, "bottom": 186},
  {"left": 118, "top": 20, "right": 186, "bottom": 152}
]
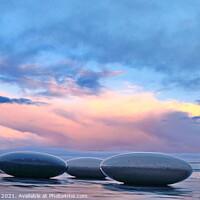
[{"left": 0, "top": 153, "right": 199, "bottom": 200}]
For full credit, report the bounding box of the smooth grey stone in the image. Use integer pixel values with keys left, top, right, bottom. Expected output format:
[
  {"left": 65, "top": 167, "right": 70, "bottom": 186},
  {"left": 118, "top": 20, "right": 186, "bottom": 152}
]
[
  {"left": 0, "top": 151, "right": 67, "bottom": 178},
  {"left": 66, "top": 157, "right": 105, "bottom": 179},
  {"left": 100, "top": 153, "right": 193, "bottom": 186}
]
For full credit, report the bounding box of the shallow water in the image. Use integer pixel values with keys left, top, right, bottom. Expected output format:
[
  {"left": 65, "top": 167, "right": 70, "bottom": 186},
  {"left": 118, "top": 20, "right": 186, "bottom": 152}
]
[{"left": 0, "top": 153, "right": 199, "bottom": 200}]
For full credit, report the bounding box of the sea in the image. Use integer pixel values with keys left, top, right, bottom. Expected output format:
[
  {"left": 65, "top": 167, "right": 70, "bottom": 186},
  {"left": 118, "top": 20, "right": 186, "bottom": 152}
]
[{"left": 0, "top": 148, "right": 199, "bottom": 200}]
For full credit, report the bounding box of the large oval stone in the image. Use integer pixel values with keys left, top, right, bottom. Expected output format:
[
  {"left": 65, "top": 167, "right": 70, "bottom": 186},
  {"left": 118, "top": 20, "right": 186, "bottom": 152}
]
[
  {"left": 66, "top": 157, "right": 105, "bottom": 179},
  {"left": 100, "top": 153, "right": 193, "bottom": 186},
  {"left": 0, "top": 151, "right": 67, "bottom": 178}
]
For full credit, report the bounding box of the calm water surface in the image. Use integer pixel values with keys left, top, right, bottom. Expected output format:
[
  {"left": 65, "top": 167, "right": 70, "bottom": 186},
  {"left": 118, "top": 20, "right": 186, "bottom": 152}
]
[{"left": 0, "top": 153, "right": 199, "bottom": 200}]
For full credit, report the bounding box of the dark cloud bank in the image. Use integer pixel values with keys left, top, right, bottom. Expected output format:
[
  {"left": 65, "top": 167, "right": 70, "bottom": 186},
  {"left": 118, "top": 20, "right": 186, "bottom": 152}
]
[{"left": 0, "top": 96, "right": 43, "bottom": 105}]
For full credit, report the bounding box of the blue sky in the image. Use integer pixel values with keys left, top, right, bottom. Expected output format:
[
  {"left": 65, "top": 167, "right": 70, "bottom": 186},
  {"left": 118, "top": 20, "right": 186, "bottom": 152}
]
[
  {"left": 0, "top": 0, "right": 200, "bottom": 102},
  {"left": 0, "top": 0, "right": 200, "bottom": 152}
]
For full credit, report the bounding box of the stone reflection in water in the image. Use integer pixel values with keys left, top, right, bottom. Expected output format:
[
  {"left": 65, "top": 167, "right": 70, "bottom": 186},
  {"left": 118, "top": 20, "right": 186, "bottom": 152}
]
[
  {"left": 102, "top": 183, "right": 194, "bottom": 199},
  {"left": 2, "top": 176, "right": 69, "bottom": 185}
]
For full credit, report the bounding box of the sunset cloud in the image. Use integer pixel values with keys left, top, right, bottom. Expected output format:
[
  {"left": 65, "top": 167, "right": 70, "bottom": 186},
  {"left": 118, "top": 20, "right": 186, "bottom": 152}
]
[
  {"left": 0, "top": 125, "right": 49, "bottom": 149},
  {"left": 0, "top": 91, "right": 199, "bottom": 152},
  {"left": 0, "top": 0, "right": 200, "bottom": 153}
]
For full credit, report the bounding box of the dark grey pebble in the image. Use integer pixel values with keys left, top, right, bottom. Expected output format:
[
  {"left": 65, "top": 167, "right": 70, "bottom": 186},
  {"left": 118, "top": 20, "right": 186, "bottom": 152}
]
[
  {"left": 100, "top": 152, "right": 193, "bottom": 186},
  {"left": 0, "top": 151, "right": 67, "bottom": 178},
  {"left": 66, "top": 157, "right": 105, "bottom": 179}
]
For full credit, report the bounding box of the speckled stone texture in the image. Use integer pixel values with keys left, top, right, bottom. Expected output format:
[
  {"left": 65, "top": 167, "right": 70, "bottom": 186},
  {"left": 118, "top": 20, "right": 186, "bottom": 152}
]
[
  {"left": 66, "top": 157, "right": 105, "bottom": 179},
  {"left": 0, "top": 151, "right": 67, "bottom": 178},
  {"left": 100, "top": 153, "right": 193, "bottom": 186}
]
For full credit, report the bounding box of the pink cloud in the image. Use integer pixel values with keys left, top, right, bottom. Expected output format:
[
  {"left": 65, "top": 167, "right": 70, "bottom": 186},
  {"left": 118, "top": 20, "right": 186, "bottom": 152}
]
[
  {"left": 0, "top": 91, "right": 200, "bottom": 152},
  {"left": 0, "top": 125, "right": 49, "bottom": 149}
]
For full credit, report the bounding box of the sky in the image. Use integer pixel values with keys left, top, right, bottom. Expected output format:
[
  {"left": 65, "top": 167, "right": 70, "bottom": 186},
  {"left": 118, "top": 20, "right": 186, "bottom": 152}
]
[{"left": 0, "top": 0, "right": 200, "bottom": 153}]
